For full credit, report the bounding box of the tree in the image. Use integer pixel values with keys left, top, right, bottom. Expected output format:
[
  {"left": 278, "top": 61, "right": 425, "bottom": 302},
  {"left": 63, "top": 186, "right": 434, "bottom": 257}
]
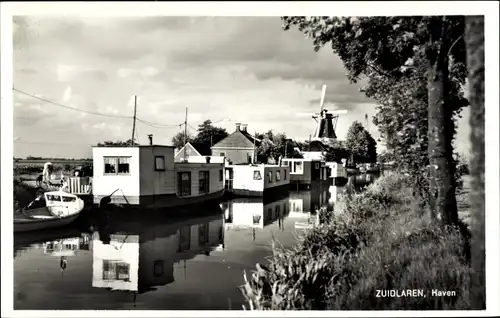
[
  {"left": 255, "top": 131, "right": 301, "bottom": 163},
  {"left": 97, "top": 139, "right": 139, "bottom": 146},
  {"left": 171, "top": 131, "right": 193, "bottom": 150},
  {"left": 344, "top": 121, "right": 377, "bottom": 165},
  {"left": 465, "top": 15, "right": 485, "bottom": 310},
  {"left": 192, "top": 120, "right": 229, "bottom": 148},
  {"left": 282, "top": 16, "right": 467, "bottom": 225}
]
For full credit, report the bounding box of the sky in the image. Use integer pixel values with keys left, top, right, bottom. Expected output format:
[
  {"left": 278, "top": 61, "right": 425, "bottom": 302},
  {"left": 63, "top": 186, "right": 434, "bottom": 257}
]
[{"left": 13, "top": 16, "right": 471, "bottom": 159}]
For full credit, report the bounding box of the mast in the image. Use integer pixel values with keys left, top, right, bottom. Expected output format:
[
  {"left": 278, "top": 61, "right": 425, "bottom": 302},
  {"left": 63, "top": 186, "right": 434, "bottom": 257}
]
[
  {"left": 131, "top": 95, "right": 137, "bottom": 145},
  {"left": 183, "top": 107, "right": 188, "bottom": 162}
]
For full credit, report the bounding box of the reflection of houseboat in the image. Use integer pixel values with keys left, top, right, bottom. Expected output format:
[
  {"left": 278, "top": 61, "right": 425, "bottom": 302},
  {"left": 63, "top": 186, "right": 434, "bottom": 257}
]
[
  {"left": 91, "top": 214, "right": 224, "bottom": 294},
  {"left": 288, "top": 185, "right": 329, "bottom": 218},
  {"left": 224, "top": 164, "right": 290, "bottom": 197},
  {"left": 220, "top": 195, "right": 289, "bottom": 230},
  {"left": 91, "top": 140, "right": 225, "bottom": 210},
  {"left": 281, "top": 158, "right": 329, "bottom": 188}
]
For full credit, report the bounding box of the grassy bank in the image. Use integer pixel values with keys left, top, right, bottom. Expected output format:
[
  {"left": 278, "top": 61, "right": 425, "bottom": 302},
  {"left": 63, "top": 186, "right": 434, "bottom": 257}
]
[{"left": 241, "top": 172, "right": 474, "bottom": 310}]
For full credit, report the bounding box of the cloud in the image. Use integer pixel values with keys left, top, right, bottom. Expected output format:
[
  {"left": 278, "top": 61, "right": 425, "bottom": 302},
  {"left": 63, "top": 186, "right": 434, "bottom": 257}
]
[{"left": 12, "top": 16, "right": 471, "bottom": 159}]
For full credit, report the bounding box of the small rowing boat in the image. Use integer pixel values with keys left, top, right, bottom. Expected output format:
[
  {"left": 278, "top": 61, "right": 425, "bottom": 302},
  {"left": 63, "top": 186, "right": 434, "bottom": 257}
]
[{"left": 14, "top": 191, "right": 85, "bottom": 233}]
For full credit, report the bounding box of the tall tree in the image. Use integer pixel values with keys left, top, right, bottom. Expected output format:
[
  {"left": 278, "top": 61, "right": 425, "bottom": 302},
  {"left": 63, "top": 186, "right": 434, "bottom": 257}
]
[
  {"left": 171, "top": 131, "right": 193, "bottom": 150},
  {"left": 465, "top": 15, "right": 485, "bottom": 310},
  {"left": 344, "top": 121, "right": 377, "bottom": 165},
  {"left": 193, "top": 120, "right": 229, "bottom": 148},
  {"left": 282, "top": 16, "right": 467, "bottom": 225}
]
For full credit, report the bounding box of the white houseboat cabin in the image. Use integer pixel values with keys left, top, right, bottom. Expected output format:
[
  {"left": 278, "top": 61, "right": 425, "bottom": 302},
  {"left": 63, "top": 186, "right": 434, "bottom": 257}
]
[
  {"left": 224, "top": 164, "right": 290, "bottom": 197},
  {"left": 92, "top": 143, "right": 225, "bottom": 210}
]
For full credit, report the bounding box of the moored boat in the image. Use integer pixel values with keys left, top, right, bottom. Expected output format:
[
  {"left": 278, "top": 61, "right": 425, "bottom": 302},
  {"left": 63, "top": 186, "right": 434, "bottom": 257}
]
[{"left": 14, "top": 191, "right": 85, "bottom": 233}]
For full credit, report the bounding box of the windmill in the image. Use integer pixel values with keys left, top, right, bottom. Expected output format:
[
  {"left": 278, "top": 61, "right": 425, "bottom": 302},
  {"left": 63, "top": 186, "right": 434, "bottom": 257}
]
[{"left": 296, "top": 84, "right": 348, "bottom": 142}]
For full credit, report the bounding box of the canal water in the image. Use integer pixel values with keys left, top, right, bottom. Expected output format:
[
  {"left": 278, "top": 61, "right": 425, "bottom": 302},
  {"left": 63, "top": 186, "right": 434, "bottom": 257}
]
[{"left": 13, "top": 175, "right": 375, "bottom": 310}]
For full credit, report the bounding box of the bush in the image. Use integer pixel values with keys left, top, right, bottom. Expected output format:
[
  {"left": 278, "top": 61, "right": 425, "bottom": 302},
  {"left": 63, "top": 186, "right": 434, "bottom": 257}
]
[{"left": 241, "top": 172, "right": 473, "bottom": 310}]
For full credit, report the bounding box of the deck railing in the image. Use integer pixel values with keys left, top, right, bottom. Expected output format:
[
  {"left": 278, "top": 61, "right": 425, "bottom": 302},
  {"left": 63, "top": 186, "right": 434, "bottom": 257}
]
[{"left": 66, "top": 177, "right": 92, "bottom": 195}]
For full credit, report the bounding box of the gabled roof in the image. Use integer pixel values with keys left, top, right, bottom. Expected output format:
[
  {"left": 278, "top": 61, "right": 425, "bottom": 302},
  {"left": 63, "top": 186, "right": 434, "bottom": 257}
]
[
  {"left": 190, "top": 142, "right": 212, "bottom": 156},
  {"left": 175, "top": 142, "right": 212, "bottom": 157},
  {"left": 211, "top": 130, "right": 261, "bottom": 149}
]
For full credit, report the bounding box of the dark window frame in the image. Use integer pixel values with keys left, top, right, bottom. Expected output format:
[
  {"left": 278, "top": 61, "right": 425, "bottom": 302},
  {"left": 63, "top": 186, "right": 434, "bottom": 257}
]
[
  {"left": 154, "top": 155, "right": 166, "bottom": 171},
  {"left": 199, "top": 170, "right": 210, "bottom": 194},
  {"left": 177, "top": 171, "right": 191, "bottom": 197},
  {"left": 104, "top": 156, "right": 131, "bottom": 175}
]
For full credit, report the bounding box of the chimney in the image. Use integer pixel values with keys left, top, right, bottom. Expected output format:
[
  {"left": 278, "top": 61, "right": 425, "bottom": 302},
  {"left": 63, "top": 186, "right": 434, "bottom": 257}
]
[
  {"left": 235, "top": 123, "right": 241, "bottom": 131},
  {"left": 147, "top": 134, "right": 153, "bottom": 145},
  {"left": 241, "top": 124, "right": 248, "bottom": 132}
]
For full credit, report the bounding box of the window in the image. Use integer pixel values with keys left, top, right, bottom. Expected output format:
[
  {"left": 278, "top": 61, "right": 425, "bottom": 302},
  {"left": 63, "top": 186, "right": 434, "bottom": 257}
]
[
  {"left": 294, "top": 161, "right": 303, "bottom": 174},
  {"left": 199, "top": 171, "right": 210, "bottom": 194},
  {"left": 61, "top": 196, "right": 76, "bottom": 202},
  {"left": 276, "top": 171, "right": 281, "bottom": 182},
  {"left": 177, "top": 172, "right": 191, "bottom": 197},
  {"left": 102, "top": 260, "right": 130, "bottom": 281},
  {"left": 155, "top": 156, "right": 165, "bottom": 171},
  {"left": 178, "top": 226, "right": 191, "bottom": 252},
  {"left": 247, "top": 153, "right": 252, "bottom": 164},
  {"left": 253, "top": 214, "right": 262, "bottom": 225},
  {"left": 198, "top": 223, "right": 209, "bottom": 245},
  {"left": 104, "top": 157, "right": 131, "bottom": 175},
  {"left": 283, "top": 169, "right": 287, "bottom": 180},
  {"left": 219, "top": 152, "right": 226, "bottom": 157},
  {"left": 153, "top": 260, "right": 164, "bottom": 277},
  {"left": 219, "top": 169, "right": 223, "bottom": 182},
  {"left": 268, "top": 171, "right": 273, "bottom": 183},
  {"left": 253, "top": 170, "right": 262, "bottom": 180}
]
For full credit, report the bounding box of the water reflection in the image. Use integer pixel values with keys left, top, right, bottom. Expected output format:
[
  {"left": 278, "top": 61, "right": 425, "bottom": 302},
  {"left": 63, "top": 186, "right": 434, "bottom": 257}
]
[
  {"left": 14, "top": 182, "right": 377, "bottom": 310},
  {"left": 91, "top": 214, "right": 224, "bottom": 294}
]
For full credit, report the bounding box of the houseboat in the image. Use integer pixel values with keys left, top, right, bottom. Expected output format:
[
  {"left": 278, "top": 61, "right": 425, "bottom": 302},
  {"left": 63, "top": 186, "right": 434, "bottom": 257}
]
[
  {"left": 223, "top": 164, "right": 290, "bottom": 197},
  {"left": 91, "top": 143, "right": 225, "bottom": 210},
  {"left": 91, "top": 213, "right": 223, "bottom": 294},
  {"left": 281, "top": 158, "right": 330, "bottom": 189},
  {"left": 220, "top": 195, "right": 289, "bottom": 230},
  {"left": 324, "top": 161, "right": 347, "bottom": 180}
]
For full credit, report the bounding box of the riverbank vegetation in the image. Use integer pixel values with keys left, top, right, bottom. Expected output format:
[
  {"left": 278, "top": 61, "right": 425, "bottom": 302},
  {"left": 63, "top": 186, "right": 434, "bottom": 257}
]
[
  {"left": 241, "top": 172, "right": 473, "bottom": 310},
  {"left": 240, "top": 15, "right": 485, "bottom": 310}
]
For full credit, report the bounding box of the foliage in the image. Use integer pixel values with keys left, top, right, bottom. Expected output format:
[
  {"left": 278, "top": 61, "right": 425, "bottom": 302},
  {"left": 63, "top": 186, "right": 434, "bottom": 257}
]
[
  {"left": 344, "top": 121, "right": 377, "bottom": 164},
  {"left": 192, "top": 120, "right": 229, "bottom": 148},
  {"left": 256, "top": 131, "right": 302, "bottom": 163},
  {"left": 97, "top": 139, "right": 139, "bottom": 147},
  {"left": 171, "top": 131, "right": 194, "bottom": 150},
  {"left": 282, "top": 16, "right": 468, "bottom": 225},
  {"left": 241, "top": 172, "right": 473, "bottom": 310}
]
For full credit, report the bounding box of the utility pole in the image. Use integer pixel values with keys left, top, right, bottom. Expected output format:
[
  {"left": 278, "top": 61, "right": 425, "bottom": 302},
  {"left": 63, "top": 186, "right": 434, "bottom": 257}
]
[
  {"left": 131, "top": 95, "right": 137, "bottom": 145},
  {"left": 183, "top": 107, "right": 188, "bottom": 162},
  {"left": 252, "top": 131, "right": 256, "bottom": 164}
]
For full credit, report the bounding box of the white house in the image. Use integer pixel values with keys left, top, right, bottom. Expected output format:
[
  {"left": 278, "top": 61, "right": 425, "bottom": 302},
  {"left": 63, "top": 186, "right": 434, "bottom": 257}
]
[{"left": 92, "top": 144, "right": 225, "bottom": 209}]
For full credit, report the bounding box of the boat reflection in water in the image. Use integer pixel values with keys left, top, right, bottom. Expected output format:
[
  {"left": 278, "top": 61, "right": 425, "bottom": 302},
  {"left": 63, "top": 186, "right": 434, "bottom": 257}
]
[
  {"left": 220, "top": 194, "right": 289, "bottom": 240},
  {"left": 91, "top": 212, "right": 224, "bottom": 296},
  {"left": 287, "top": 183, "right": 331, "bottom": 230}
]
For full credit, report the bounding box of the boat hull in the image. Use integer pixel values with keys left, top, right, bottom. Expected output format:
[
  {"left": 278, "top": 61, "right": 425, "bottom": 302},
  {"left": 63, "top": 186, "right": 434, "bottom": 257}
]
[
  {"left": 14, "top": 213, "right": 81, "bottom": 233},
  {"left": 94, "top": 189, "right": 226, "bottom": 211}
]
